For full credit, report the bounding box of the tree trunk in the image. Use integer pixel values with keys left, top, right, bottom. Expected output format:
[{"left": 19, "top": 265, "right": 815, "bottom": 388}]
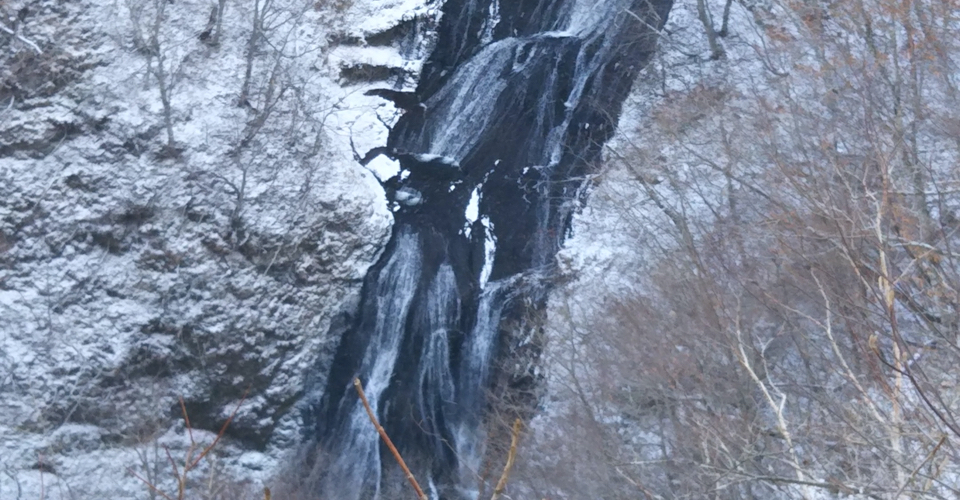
[{"left": 697, "top": 0, "right": 724, "bottom": 60}]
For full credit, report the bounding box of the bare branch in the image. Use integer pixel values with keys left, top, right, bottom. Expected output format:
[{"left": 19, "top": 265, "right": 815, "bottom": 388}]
[
  {"left": 354, "top": 378, "right": 427, "bottom": 500},
  {"left": 0, "top": 22, "right": 42, "bottom": 54}
]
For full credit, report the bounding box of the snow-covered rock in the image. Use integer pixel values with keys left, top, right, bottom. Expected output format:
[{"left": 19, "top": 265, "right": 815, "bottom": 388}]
[{"left": 0, "top": 0, "right": 432, "bottom": 495}]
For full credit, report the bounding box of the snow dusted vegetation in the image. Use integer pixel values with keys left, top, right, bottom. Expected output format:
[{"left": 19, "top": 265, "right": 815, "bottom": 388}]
[
  {"left": 531, "top": 0, "right": 960, "bottom": 498},
  {"left": 3, "top": 0, "right": 960, "bottom": 498}
]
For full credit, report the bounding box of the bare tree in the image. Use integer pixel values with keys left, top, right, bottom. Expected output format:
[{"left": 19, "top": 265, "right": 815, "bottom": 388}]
[
  {"left": 511, "top": 0, "right": 960, "bottom": 498},
  {"left": 696, "top": 0, "right": 724, "bottom": 60},
  {"left": 127, "top": 0, "right": 182, "bottom": 155},
  {"left": 239, "top": 0, "right": 268, "bottom": 109},
  {"left": 214, "top": 0, "right": 228, "bottom": 46},
  {"left": 197, "top": 0, "right": 333, "bottom": 246}
]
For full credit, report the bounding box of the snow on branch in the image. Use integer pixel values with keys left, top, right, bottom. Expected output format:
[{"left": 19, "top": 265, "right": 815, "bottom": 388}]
[{"left": 1, "top": 21, "right": 43, "bottom": 54}]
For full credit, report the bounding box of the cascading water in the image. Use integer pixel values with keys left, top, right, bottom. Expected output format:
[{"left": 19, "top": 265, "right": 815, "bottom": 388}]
[
  {"left": 321, "top": 228, "right": 424, "bottom": 500},
  {"left": 306, "top": 0, "right": 673, "bottom": 498},
  {"left": 453, "top": 278, "right": 515, "bottom": 492}
]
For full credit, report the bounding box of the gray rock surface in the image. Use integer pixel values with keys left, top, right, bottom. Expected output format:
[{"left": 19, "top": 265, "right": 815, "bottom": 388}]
[{"left": 0, "top": 0, "right": 433, "bottom": 495}]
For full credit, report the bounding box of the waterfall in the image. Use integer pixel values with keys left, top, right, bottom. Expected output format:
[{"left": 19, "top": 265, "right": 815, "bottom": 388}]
[
  {"left": 307, "top": 1, "right": 673, "bottom": 498},
  {"left": 454, "top": 278, "right": 514, "bottom": 496},
  {"left": 416, "top": 262, "right": 459, "bottom": 461},
  {"left": 321, "top": 228, "right": 423, "bottom": 500}
]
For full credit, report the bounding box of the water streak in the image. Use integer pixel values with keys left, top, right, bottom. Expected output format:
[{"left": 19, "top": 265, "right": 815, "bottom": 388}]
[
  {"left": 454, "top": 278, "right": 513, "bottom": 491},
  {"left": 321, "top": 229, "right": 422, "bottom": 500}
]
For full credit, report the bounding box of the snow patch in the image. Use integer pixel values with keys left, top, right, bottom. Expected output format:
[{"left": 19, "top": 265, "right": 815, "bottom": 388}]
[
  {"left": 411, "top": 153, "right": 461, "bottom": 167},
  {"left": 479, "top": 216, "right": 496, "bottom": 289},
  {"left": 395, "top": 186, "right": 423, "bottom": 206}
]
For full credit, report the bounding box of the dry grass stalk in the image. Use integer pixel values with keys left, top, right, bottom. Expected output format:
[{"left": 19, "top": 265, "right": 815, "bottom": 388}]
[{"left": 353, "top": 377, "right": 427, "bottom": 500}]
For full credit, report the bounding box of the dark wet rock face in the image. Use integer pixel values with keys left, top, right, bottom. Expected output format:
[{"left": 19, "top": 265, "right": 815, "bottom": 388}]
[{"left": 308, "top": 1, "right": 673, "bottom": 498}]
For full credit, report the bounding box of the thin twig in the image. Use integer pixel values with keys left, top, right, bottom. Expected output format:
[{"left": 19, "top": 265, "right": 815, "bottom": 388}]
[
  {"left": 354, "top": 377, "right": 427, "bottom": 500},
  {"left": 0, "top": 23, "right": 43, "bottom": 54},
  {"left": 490, "top": 419, "right": 522, "bottom": 500},
  {"left": 161, "top": 445, "right": 182, "bottom": 499},
  {"left": 186, "top": 387, "right": 250, "bottom": 470},
  {"left": 126, "top": 468, "right": 177, "bottom": 500},
  {"left": 128, "top": 389, "right": 249, "bottom": 499},
  {"left": 38, "top": 453, "right": 45, "bottom": 500},
  {"left": 896, "top": 435, "right": 947, "bottom": 498},
  {"left": 179, "top": 397, "right": 195, "bottom": 446}
]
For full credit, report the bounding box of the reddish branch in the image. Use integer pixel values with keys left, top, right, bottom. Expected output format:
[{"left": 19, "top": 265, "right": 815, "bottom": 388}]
[{"left": 354, "top": 377, "right": 428, "bottom": 500}]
